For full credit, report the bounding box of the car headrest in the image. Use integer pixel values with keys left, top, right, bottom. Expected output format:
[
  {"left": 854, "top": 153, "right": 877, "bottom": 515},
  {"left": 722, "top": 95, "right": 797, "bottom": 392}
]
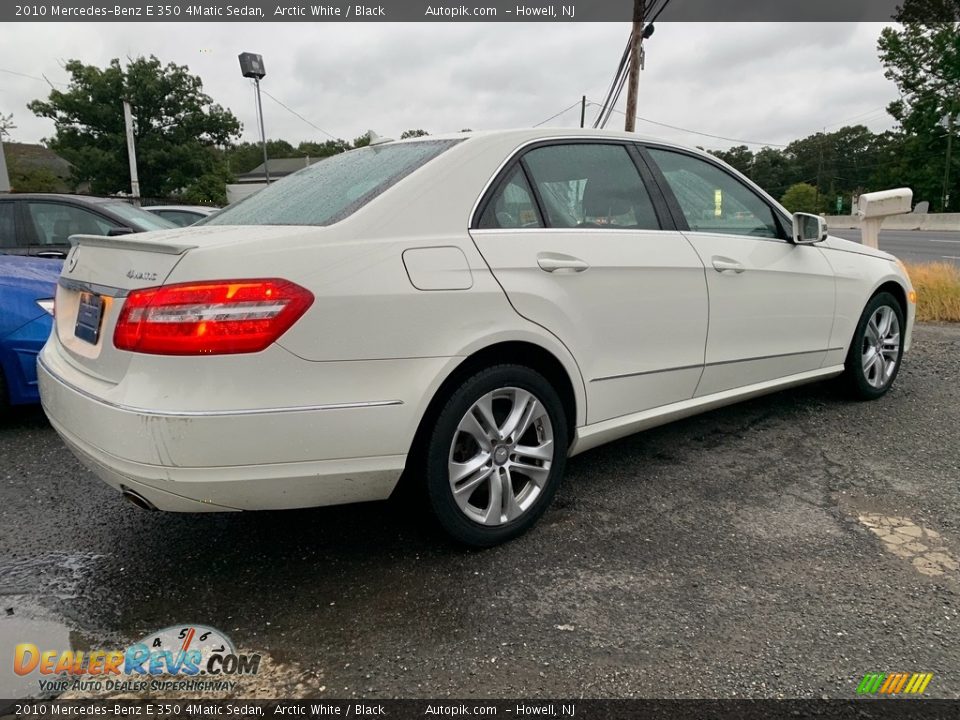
[{"left": 582, "top": 179, "right": 635, "bottom": 219}]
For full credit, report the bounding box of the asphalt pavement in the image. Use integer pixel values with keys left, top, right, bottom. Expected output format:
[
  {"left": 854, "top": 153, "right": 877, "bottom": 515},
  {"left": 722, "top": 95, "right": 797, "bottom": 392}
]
[
  {"left": 2, "top": 324, "right": 959, "bottom": 699},
  {"left": 831, "top": 229, "right": 960, "bottom": 265}
]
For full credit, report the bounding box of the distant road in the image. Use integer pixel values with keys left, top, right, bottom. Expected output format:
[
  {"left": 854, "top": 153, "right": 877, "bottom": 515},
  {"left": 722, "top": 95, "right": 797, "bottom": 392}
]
[{"left": 831, "top": 229, "right": 960, "bottom": 265}]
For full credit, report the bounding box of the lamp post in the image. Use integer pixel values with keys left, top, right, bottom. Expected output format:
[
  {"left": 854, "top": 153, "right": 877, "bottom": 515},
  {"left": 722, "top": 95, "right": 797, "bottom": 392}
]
[{"left": 238, "top": 52, "right": 270, "bottom": 184}]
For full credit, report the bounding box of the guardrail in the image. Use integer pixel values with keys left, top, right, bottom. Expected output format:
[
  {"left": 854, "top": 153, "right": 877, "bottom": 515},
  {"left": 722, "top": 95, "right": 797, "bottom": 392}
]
[{"left": 825, "top": 213, "right": 960, "bottom": 231}]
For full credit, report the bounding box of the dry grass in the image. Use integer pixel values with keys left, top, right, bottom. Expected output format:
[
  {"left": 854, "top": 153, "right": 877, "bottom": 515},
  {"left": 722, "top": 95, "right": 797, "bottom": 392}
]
[{"left": 904, "top": 262, "right": 960, "bottom": 322}]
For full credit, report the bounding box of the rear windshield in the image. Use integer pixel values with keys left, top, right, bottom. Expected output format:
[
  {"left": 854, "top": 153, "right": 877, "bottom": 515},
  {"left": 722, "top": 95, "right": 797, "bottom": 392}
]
[{"left": 203, "top": 139, "right": 461, "bottom": 227}]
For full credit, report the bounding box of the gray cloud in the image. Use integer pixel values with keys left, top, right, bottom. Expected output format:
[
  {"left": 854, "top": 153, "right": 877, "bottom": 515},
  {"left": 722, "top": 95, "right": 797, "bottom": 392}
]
[{"left": 0, "top": 22, "right": 899, "bottom": 151}]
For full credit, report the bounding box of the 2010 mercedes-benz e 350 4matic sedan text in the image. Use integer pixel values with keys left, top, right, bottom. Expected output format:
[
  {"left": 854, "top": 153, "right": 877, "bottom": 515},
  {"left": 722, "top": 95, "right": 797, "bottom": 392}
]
[{"left": 39, "top": 129, "right": 915, "bottom": 547}]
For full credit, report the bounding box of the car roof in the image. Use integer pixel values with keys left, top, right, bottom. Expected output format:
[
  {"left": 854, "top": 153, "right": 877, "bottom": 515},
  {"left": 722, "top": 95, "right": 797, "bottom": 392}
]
[
  {"left": 0, "top": 193, "right": 119, "bottom": 205},
  {"left": 384, "top": 127, "right": 724, "bottom": 165}
]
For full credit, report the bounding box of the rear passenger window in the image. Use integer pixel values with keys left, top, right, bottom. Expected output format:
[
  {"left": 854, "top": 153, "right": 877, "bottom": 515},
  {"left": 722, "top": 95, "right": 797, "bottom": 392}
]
[
  {"left": 478, "top": 166, "right": 542, "bottom": 229},
  {"left": 26, "top": 202, "right": 114, "bottom": 246},
  {"left": 0, "top": 202, "right": 15, "bottom": 247},
  {"left": 523, "top": 144, "right": 661, "bottom": 230}
]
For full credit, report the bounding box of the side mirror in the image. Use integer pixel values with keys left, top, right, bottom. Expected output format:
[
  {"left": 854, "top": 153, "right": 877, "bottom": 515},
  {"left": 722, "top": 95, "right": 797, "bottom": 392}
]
[
  {"left": 107, "top": 226, "right": 135, "bottom": 237},
  {"left": 791, "top": 212, "right": 827, "bottom": 244}
]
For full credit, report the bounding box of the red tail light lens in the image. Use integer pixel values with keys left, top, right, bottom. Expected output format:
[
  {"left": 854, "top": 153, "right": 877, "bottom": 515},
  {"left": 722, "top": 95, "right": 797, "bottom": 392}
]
[{"left": 114, "top": 279, "right": 314, "bottom": 355}]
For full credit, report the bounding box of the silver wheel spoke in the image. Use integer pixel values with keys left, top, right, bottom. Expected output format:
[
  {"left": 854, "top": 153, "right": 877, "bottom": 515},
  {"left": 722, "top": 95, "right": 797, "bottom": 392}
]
[
  {"left": 482, "top": 470, "right": 503, "bottom": 525},
  {"left": 514, "top": 439, "right": 554, "bottom": 462},
  {"left": 866, "top": 318, "right": 881, "bottom": 346},
  {"left": 498, "top": 388, "right": 534, "bottom": 441},
  {"left": 452, "top": 467, "right": 495, "bottom": 514},
  {"left": 459, "top": 411, "right": 494, "bottom": 451},
  {"left": 450, "top": 453, "right": 490, "bottom": 485},
  {"left": 510, "top": 461, "right": 550, "bottom": 487},
  {"left": 500, "top": 468, "right": 523, "bottom": 522},
  {"left": 473, "top": 394, "right": 499, "bottom": 442}
]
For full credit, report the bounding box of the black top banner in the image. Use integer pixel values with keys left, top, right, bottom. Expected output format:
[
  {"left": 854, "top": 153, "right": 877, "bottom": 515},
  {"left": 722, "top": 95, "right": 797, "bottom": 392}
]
[{"left": 3, "top": 0, "right": 960, "bottom": 22}]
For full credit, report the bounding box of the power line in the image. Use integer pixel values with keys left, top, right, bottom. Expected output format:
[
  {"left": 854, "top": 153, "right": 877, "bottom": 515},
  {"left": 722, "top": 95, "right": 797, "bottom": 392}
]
[
  {"left": 593, "top": 34, "right": 633, "bottom": 128},
  {"left": 258, "top": 87, "right": 339, "bottom": 140},
  {"left": 587, "top": 100, "right": 788, "bottom": 147},
  {"left": 0, "top": 67, "right": 67, "bottom": 87},
  {"left": 647, "top": 0, "right": 673, "bottom": 24},
  {"left": 533, "top": 100, "right": 583, "bottom": 127}
]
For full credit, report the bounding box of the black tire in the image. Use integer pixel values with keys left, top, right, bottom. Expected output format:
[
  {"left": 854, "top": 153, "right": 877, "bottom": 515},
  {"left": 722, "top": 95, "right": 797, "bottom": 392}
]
[
  {"left": 842, "top": 292, "right": 906, "bottom": 400},
  {"left": 423, "top": 364, "right": 568, "bottom": 547}
]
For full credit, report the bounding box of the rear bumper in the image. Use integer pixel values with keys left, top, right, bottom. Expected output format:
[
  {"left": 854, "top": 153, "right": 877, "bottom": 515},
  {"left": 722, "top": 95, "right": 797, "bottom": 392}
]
[{"left": 38, "top": 348, "right": 452, "bottom": 511}]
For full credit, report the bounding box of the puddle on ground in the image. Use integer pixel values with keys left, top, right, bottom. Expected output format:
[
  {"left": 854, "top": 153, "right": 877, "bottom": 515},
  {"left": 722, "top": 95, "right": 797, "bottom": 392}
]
[
  {"left": 0, "top": 612, "right": 74, "bottom": 698},
  {"left": 858, "top": 514, "right": 959, "bottom": 576}
]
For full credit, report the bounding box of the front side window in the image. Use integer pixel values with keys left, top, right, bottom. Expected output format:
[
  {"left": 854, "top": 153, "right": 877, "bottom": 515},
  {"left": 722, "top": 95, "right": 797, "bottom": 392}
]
[
  {"left": 0, "top": 202, "right": 15, "bottom": 247},
  {"left": 647, "top": 148, "right": 780, "bottom": 239},
  {"left": 522, "top": 143, "right": 661, "bottom": 230},
  {"left": 204, "top": 140, "right": 461, "bottom": 227},
  {"left": 478, "top": 166, "right": 542, "bottom": 229},
  {"left": 25, "top": 202, "right": 115, "bottom": 245}
]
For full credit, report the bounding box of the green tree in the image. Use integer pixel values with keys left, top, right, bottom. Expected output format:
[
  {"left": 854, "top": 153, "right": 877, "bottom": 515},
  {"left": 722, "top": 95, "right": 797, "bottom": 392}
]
[
  {"left": 709, "top": 145, "right": 753, "bottom": 176},
  {"left": 8, "top": 161, "right": 60, "bottom": 192},
  {"left": 400, "top": 129, "right": 430, "bottom": 139},
  {"left": 749, "top": 147, "right": 794, "bottom": 198},
  {"left": 28, "top": 56, "right": 241, "bottom": 198},
  {"left": 780, "top": 183, "right": 820, "bottom": 213},
  {"left": 297, "top": 139, "right": 351, "bottom": 158},
  {"left": 353, "top": 132, "right": 371, "bottom": 148},
  {"left": 0, "top": 112, "right": 16, "bottom": 140},
  {"left": 878, "top": 5, "right": 959, "bottom": 209}
]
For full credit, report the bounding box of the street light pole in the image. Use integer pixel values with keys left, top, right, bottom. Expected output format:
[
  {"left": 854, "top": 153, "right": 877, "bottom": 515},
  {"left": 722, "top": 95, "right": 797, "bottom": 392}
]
[
  {"left": 254, "top": 77, "right": 270, "bottom": 184},
  {"left": 238, "top": 52, "right": 270, "bottom": 185},
  {"left": 943, "top": 105, "right": 955, "bottom": 212}
]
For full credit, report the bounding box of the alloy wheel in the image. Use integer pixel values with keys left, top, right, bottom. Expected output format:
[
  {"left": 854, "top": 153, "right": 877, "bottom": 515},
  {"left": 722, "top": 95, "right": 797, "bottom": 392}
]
[
  {"left": 447, "top": 387, "right": 554, "bottom": 526},
  {"left": 861, "top": 305, "right": 901, "bottom": 389}
]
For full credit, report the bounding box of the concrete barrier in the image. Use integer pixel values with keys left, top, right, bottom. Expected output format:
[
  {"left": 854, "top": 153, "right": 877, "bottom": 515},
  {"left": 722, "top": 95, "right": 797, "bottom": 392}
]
[{"left": 824, "top": 214, "right": 960, "bottom": 231}]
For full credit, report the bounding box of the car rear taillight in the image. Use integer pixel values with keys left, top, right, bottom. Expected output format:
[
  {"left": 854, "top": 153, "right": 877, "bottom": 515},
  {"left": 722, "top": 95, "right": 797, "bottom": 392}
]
[{"left": 114, "top": 279, "right": 314, "bottom": 355}]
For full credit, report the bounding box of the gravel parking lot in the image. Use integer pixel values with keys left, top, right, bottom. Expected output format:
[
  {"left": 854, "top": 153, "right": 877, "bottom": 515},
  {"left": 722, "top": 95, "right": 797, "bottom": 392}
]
[{"left": 2, "top": 324, "right": 959, "bottom": 700}]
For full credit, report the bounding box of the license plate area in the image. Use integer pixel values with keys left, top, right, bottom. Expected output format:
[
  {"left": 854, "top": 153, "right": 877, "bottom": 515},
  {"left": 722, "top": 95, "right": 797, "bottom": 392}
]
[{"left": 75, "top": 291, "right": 104, "bottom": 345}]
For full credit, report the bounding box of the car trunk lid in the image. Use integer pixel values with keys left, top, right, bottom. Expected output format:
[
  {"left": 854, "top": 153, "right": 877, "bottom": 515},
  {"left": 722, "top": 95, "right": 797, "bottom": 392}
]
[{"left": 53, "top": 231, "right": 200, "bottom": 383}]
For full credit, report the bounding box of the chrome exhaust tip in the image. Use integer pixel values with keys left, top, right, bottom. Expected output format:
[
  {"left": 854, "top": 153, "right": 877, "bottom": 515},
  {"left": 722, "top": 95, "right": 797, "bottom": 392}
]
[{"left": 120, "top": 486, "right": 157, "bottom": 511}]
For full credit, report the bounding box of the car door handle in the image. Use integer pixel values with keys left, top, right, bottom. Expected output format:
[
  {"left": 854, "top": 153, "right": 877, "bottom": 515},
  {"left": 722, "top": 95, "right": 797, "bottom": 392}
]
[
  {"left": 537, "top": 253, "right": 590, "bottom": 273},
  {"left": 35, "top": 251, "right": 67, "bottom": 259},
  {"left": 712, "top": 257, "right": 745, "bottom": 274}
]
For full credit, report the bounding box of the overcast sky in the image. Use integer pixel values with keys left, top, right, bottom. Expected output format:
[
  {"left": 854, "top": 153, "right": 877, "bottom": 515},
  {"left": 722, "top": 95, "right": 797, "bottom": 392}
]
[{"left": 0, "top": 22, "right": 899, "bottom": 151}]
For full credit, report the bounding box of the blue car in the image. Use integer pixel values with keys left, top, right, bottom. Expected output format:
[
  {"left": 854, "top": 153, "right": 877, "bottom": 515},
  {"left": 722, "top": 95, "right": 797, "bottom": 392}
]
[{"left": 0, "top": 255, "right": 62, "bottom": 406}]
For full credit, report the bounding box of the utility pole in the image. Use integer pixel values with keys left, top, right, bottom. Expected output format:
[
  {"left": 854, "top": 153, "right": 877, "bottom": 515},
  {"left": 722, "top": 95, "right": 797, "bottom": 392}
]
[
  {"left": 623, "top": 0, "right": 646, "bottom": 132},
  {"left": 122, "top": 100, "right": 141, "bottom": 206},
  {"left": 580, "top": 95, "right": 586, "bottom": 128}
]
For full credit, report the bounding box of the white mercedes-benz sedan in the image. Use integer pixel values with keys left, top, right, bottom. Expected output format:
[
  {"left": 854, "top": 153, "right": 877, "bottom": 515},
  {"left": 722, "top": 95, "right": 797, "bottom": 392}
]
[{"left": 39, "top": 129, "right": 915, "bottom": 546}]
